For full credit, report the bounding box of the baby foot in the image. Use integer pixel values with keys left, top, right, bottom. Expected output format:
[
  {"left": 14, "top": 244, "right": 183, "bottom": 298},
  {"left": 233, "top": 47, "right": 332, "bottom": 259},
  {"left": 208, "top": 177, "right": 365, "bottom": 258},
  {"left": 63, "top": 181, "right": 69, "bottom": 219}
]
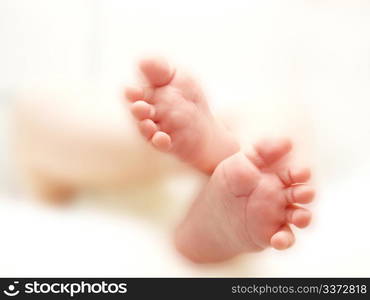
[
  {"left": 175, "top": 138, "right": 314, "bottom": 263},
  {"left": 124, "top": 57, "right": 239, "bottom": 174}
]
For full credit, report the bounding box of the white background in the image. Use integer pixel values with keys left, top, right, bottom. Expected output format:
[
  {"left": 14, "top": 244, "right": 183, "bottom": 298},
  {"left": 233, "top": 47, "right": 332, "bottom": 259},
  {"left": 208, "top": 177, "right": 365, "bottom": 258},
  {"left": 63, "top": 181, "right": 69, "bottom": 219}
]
[{"left": 0, "top": 0, "right": 370, "bottom": 276}]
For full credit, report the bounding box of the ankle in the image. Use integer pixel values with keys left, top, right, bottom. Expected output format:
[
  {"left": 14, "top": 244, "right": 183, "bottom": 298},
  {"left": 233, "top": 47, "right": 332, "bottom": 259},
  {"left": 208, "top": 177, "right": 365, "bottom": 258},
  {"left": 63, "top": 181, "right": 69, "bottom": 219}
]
[{"left": 195, "top": 121, "right": 240, "bottom": 174}]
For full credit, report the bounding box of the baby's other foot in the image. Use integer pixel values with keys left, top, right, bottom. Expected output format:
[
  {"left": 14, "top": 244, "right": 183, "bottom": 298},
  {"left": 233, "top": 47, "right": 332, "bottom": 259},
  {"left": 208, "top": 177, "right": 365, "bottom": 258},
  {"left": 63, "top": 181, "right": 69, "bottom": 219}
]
[
  {"left": 175, "top": 138, "right": 314, "bottom": 263},
  {"left": 124, "top": 57, "right": 239, "bottom": 174}
]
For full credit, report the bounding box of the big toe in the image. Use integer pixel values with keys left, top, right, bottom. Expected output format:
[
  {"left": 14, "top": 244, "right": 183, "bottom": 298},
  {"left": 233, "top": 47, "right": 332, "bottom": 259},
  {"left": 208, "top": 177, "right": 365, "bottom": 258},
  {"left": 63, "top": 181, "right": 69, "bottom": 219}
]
[
  {"left": 249, "top": 137, "right": 292, "bottom": 168},
  {"left": 139, "top": 57, "right": 174, "bottom": 87}
]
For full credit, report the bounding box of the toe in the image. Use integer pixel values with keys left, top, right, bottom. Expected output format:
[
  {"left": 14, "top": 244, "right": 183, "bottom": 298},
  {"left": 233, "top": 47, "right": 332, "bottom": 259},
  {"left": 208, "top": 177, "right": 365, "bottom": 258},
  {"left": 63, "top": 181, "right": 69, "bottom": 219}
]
[
  {"left": 124, "top": 86, "right": 144, "bottom": 102},
  {"left": 286, "top": 205, "right": 312, "bottom": 228},
  {"left": 131, "top": 101, "right": 155, "bottom": 120},
  {"left": 138, "top": 119, "right": 158, "bottom": 139},
  {"left": 151, "top": 131, "right": 172, "bottom": 151},
  {"left": 291, "top": 167, "right": 311, "bottom": 183},
  {"left": 278, "top": 167, "right": 311, "bottom": 186},
  {"left": 248, "top": 137, "right": 292, "bottom": 168},
  {"left": 139, "top": 57, "right": 175, "bottom": 87},
  {"left": 285, "top": 185, "right": 315, "bottom": 204},
  {"left": 270, "top": 225, "right": 295, "bottom": 250}
]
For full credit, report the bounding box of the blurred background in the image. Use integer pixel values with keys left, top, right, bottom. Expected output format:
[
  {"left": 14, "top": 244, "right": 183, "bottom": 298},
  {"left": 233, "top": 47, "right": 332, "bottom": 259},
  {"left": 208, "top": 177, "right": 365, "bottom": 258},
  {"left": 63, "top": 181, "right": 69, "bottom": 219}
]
[{"left": 0, "top": 0, "right": 370, "bottom": 276}]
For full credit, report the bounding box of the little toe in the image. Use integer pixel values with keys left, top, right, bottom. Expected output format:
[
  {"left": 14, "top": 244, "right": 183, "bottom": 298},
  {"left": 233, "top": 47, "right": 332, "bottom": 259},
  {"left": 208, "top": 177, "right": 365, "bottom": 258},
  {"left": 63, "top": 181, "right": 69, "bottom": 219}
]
[
  {"left": 151, "top": 131, "right": 172, "bottom": 152},
  {"left": 270, "top": 225, "right": 295, "bottom": 250},
  {"left": 278, "top": 167, "right": 311, "bottom": 186},
  {"left": 285, "top": 185, "right": 315, "bottom": 204},
  {"left": 248, "top": 137, "right": 292, "bottom": 168},
  {"left": 138, "top": 119, "right": 158, "bottom": 140},
  {"left": 139, "top": 57, "right": 175, "bottom": 87},
  {"left": 124, "top": 86, "right": 144, "bottom": 102},
  {"left": 131, "top": 101, "right": 155, "bottom": 120},
  {"left": 286, "top": 205, "right": 312, "bottom": 228}
]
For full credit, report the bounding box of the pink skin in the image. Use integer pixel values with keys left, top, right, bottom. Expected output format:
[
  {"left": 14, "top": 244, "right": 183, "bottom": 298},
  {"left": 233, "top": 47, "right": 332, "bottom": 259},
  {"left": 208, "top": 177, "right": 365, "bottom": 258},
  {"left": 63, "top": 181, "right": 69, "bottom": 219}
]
[
  {"left": 175, "top": 138, "right": 314, "bottom": 263},
  {"left": 124, "top": 57, "right": 314, "bottom": 263},
  {"left": 125, "top": 57, "right": 240, "bottom": 174}
]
